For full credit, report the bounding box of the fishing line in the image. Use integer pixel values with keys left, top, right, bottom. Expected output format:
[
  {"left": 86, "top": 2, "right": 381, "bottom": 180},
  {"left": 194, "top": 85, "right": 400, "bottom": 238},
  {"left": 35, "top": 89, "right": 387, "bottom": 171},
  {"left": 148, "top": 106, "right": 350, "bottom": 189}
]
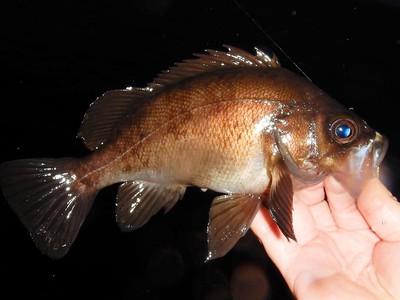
[{"left": 232, "top": 0, "right": 312, "bottom": 82}]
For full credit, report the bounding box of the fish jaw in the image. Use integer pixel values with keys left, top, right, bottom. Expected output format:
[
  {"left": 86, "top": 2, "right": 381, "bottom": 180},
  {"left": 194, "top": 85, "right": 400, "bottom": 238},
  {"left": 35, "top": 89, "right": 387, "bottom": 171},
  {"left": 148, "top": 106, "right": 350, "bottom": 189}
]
[{"left": 334, "top": 131, "right": 388, "bottom": 197}]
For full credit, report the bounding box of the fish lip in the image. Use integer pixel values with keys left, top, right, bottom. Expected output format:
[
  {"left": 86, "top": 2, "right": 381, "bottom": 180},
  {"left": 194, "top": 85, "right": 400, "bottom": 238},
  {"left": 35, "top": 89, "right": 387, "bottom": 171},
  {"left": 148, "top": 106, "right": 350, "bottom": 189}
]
[
  {"left": 348, "top": 131, "right": 388, "bottom": 175},
  {"left": 373, "top": 131, "right": 389, "bottom": 169}
]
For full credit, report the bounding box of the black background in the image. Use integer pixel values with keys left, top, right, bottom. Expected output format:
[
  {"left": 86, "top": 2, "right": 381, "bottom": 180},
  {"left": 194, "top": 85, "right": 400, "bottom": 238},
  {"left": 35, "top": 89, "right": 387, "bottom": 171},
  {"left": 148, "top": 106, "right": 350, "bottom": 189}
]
[{"left": 1, "top": 0, "right": 399, "bottom": 299}]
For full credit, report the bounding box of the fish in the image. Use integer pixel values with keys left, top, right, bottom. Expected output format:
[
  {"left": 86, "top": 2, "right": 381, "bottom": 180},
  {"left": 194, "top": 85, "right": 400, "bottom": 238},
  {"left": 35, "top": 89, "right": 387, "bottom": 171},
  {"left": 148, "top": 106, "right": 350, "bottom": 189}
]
[{"left": 0, "top": 45, "right": 388, "bottom": 261}]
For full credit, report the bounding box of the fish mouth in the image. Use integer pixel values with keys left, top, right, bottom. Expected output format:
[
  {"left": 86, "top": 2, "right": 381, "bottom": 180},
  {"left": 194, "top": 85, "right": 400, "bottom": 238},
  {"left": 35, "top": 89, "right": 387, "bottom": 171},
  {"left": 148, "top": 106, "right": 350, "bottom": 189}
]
[
  {"left": 336, "top": 131, "right": 389, "bottom": 197},
  {"left": 372, "top": 132, "right": 388, "bottom": 169},
  {"left": 349, "top": 131, "right": 388, "bottom": 177}
]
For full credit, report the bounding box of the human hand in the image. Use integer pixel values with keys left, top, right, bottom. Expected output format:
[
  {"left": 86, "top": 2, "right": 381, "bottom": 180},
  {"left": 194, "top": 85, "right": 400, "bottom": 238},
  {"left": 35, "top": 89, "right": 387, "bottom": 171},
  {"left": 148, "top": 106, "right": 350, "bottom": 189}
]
[{"left": 251, "top": 176, "right": 400, "bottom": 299}]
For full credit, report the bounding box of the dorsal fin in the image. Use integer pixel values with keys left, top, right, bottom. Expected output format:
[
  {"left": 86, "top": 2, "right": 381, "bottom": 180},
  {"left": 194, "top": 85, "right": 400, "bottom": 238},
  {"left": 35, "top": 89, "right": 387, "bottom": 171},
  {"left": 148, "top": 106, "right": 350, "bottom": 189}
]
[
  {"left": 78, "top": 45, "right": 280, "bottom": 151},
  {"left": 149, "top": 44, "right": 280, "bottom": 89},
  {"left": 78, "top": 87, "right": 151, "bottom": 151}
]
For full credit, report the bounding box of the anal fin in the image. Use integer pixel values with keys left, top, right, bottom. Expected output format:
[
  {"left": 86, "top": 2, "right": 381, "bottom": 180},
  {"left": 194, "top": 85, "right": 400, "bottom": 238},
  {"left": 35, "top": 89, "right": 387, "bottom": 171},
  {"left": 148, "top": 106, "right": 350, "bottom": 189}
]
[
  {"left": 116, "top": 181, "right": 186, "bottom": 231},
  {"left": 206, "top": 194, "right": 263, "bottom": 261}
]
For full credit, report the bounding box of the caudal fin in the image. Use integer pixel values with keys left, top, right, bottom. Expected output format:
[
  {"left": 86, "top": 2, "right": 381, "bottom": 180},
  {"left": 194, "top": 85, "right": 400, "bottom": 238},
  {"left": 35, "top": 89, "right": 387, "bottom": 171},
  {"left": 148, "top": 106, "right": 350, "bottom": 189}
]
[{"left": 0, "top": 158, "right": 98, "bottom": 259}]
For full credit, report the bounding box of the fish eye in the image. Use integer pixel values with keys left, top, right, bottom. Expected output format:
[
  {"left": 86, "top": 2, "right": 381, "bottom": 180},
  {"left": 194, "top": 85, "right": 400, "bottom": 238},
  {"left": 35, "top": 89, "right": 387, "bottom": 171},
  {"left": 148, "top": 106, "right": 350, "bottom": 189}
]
[{"left": 330, "top": 118, "right": 358, "bottom": 144}]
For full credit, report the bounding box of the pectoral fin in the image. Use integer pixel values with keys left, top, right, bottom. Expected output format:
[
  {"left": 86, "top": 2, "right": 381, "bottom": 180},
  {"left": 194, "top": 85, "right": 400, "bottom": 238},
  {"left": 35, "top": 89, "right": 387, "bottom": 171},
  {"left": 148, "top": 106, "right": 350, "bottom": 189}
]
[
  {"left": 268, "top": 159, "right": 297, "bottom": 241},
  {"left": 116, "top": 181, "right": 186, "bottom": 231},
  {"left": 206, "top": 194, "right": 263, "bottom": 261}
]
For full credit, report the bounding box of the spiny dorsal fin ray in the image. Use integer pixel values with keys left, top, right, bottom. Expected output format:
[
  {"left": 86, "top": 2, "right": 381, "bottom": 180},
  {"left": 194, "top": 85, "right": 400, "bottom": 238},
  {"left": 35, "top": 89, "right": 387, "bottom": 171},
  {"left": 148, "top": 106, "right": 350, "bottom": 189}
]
[{"left": 149, "top": 45, "right": 280, "bottom": 89}]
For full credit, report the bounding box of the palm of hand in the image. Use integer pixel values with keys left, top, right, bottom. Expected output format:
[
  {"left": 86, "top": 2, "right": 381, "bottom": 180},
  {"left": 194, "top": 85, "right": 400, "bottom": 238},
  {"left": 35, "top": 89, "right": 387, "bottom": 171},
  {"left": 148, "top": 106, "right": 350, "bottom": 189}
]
[{"left": 251, "top": 176, "right": 400, "bottom": 300}]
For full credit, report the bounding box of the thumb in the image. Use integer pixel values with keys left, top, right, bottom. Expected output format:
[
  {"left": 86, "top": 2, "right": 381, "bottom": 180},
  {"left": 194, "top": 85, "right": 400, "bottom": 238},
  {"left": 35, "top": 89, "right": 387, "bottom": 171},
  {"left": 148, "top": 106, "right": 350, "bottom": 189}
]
[{"left": 357, "top": 178, "right": 400, "bottom": 242}]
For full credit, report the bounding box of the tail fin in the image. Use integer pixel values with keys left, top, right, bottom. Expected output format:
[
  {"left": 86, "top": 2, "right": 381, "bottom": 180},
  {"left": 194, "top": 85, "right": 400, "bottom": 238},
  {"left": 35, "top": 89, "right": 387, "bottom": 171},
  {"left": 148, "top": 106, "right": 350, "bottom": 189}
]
[{"left": 0, "top": 158, "right": 98, "bottom": 259}]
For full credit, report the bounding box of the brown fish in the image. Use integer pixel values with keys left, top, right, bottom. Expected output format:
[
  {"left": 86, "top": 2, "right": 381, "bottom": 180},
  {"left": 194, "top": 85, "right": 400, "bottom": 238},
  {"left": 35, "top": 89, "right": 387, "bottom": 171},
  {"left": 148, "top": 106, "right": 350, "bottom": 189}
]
[{"left": 0, "top": 45, "right": 388, "bottom": 260}]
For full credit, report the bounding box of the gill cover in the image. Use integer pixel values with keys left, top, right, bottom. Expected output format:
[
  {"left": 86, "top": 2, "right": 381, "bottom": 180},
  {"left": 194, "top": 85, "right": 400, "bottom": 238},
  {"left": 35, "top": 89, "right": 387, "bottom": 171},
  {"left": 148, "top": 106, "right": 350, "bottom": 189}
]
[{"left": 273, "top": 129, "right": 325, "bottom": 184}]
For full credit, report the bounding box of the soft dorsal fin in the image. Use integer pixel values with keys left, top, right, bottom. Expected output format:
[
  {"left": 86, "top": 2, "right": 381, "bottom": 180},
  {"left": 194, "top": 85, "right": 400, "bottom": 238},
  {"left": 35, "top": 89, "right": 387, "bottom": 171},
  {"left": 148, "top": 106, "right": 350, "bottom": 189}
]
[
  {"left": 78, "top": 88, "right": 151, "bottom": 151},
  {"left": 78, "top": 45, "right": 280, "bottom": 151}
]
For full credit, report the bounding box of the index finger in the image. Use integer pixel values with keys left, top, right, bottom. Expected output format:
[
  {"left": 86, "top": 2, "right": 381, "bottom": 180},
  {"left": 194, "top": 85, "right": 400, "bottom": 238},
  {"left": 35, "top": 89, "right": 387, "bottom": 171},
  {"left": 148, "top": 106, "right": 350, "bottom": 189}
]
[{"left": 324, "top": 176, "right": 369, "bottom": 231}]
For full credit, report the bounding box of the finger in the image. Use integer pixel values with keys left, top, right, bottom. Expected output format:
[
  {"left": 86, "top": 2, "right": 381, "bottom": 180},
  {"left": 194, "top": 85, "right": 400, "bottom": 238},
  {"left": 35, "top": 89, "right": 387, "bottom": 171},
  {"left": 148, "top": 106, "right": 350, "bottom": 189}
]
[
  {"left": 291, "top": 197, "right": 319, "bottom": 246},
  {"left": 324, "top": 176, "right": 369, "bottom": 231},
  {"left": 293, "top": 179, "right": 325, "bottom": 206},
  {"left": 358, "top": 178, "right": 400, "bottom": 242},
  {"left": 294, "top": 180, "right": 335, "bottom": 232},
  {"left": 251, "top": 182, "right": 328, "bottom": 258},
  {"left": 251, "top": 186, "right": 325, "bottom": 266},
  {"left": 251, "top": 206, "right": 299, "bottom": 271}
]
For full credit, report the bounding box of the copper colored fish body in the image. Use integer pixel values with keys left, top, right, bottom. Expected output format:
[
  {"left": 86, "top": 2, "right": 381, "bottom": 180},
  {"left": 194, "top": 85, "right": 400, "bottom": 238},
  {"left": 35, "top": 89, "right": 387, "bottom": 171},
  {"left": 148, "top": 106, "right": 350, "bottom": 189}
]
[{"left": 0, "top": 45, "right": 388, "bottom": 260}]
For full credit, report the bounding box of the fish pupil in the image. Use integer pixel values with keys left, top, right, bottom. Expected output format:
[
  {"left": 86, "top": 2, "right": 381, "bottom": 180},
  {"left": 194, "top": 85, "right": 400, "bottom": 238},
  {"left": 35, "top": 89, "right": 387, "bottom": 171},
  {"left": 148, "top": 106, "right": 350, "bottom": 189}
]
[{"left": 336, "top": 124, "right": 352, "bottom": 138}]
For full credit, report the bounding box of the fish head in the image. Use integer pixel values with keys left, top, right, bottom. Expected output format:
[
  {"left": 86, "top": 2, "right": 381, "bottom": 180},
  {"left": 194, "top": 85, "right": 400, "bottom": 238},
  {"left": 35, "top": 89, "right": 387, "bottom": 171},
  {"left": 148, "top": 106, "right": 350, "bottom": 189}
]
[
  {"left": 321, "top": 111, "right": 388, "bottom": 197},
  {"left": 273, "top": 99, "right": 388, "bottom": 197}
]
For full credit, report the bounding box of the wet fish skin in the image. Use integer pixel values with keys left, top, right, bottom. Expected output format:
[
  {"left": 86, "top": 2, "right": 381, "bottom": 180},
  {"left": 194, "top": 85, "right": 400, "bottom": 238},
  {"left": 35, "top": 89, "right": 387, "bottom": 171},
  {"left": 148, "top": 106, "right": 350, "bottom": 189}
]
[{"left": 0, "top": 45, "right": 388, "bottom": 260}]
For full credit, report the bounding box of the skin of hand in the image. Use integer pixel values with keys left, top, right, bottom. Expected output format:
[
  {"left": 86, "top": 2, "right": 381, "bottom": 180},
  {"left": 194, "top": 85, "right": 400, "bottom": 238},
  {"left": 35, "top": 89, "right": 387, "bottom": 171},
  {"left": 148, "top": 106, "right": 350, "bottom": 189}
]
[{"left": 251, "top": 176, "right": 400, "bottom": 300}]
